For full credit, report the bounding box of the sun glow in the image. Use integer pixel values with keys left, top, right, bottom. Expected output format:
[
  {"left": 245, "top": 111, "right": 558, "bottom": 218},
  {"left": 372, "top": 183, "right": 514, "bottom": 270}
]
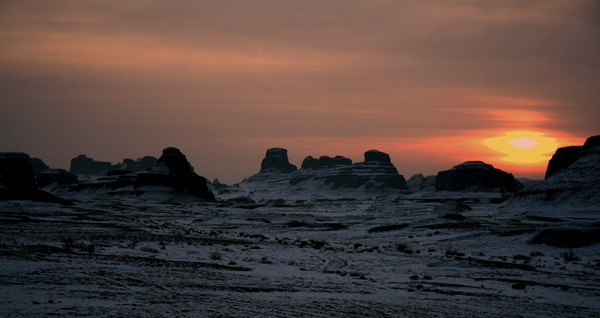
[
  {"left": 483, "top": 131, "right": 558, "bottom": 164},
  {"left": 509, "top": 137, "right": 538, "bottom": 149}
]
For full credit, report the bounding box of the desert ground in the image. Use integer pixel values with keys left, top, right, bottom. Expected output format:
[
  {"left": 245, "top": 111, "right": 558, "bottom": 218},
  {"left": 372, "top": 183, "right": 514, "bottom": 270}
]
[{"left": 1, "top": 194, "right": 599, "bottom": 317}]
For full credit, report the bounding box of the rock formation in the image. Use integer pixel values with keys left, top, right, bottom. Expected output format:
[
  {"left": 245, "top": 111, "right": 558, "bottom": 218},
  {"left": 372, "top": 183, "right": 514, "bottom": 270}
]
[
  {"left": 69, "top": 155, "right": 112, "bottom": 175},
  {"left": 154, "top": 147, "right": 194, "bottom": 174},
  {"left": 134, "top": 147, "right": 214, "bottom": 200},
  {"left": 0, "top": 152, "right": 37, "bottom": 190},
  {"left": 30, "top": 158, "right": 50, "bottom": 175},
  {"left": 260, "top": 148, "right": 297, "bottom": 173},
  {"left": 50, "top": 148, "right": 213, "bottom": 200},
  {"left": 406, "top": 173, "right": 424, "bottom": 192},
  {"left": 508, "top": 135, "right": 600, "bottom": 209},
  {"left": 309, "top": 150, "right": 408, "bottom": 190},
  {"left": 435, "top": 161, "right": 522, "bottom": 192},
  {"left": 545, "top": 135, "right": 600, "bottom": 179},
  {"left": 364, "top": 150, "right": 391, "bottom": 163},
  {"left": 406, "top": 173, "right": 438, "bottom": 192},
  {"left": 220, "top": 149, "right": 409, "bottom": 202},
  {"left": 108, "top": 156, "right": 158, "bottom": 175},
  {"left": 138, "top": 156, "right": 158, "bottom": 170},
  {"left": 301, "top": 155, "right": 352, "bottom": 169},
  {"left": 0, "top": 152, "right": 70, "bottom": 203},
  {"left": 36, "top": 169, "right": 79, "bottom": 188}
]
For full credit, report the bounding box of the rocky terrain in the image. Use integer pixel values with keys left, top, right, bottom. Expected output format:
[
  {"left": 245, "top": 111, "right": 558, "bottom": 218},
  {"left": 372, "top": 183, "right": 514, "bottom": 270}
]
[
  {"left": 1, "top": 136, "right": 599, "bottom": 317},
  {"left": 506, "top": 135, "right": 600, "bottom": 213},
  {"left": 215, "top": 149, "right": 409, "bottom": 202},
  {"left": 1, "top": 192, "right": 599, "bottom": 317},
  {"left": 435, "top": 161, "right": 523, "bottom": 193},
  {"left": 48, "top": 148, "right": 213, "bottom": 201}
]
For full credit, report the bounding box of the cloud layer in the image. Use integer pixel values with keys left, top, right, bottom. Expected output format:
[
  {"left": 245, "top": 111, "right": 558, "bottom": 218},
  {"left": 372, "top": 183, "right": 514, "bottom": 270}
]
[{"left": 1, "top": 0, "right": 598, "bottom": 183}]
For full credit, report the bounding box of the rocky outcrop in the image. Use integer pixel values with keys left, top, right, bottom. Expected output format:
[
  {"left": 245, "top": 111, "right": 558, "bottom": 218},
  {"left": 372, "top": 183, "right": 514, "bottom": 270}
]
[
  {"left": 0, "top": 152, "right": 37, "bottom": 190},
  {"left": 108, "top": 156, "right": 158, "bottom": 175},
  {"left": 545, "top": 135, "right": 600, "bottom": 179},
  {"left": 155, "top": 147, "right": 194, "bottom": 174},
  {"left": 138, "top": 156, "right": 158, "bottom": 170},
  {"left": 134, "top": 147, "right": 214, "bottom": 200},
  {"left": 0, "top": 152, "right": 70, "bottom": 203},
  {"left": 50, "top": 148, "right": 213, "bottom": 200},
  {"left": 301, "top": 155, "right": 352, "bottom": 169},
  {"left": 507, "top": 135, "right": 600, "bottom": 210},
  {"left": 69, "top": 155, "right": 112, "bottom": 175},
  {"left": 308, "top": 150, "right": 408, "bottom": 190},
  {"left": 36, "top": 169, "right": 78, "bottom": 188},
  {"left": 364, "top": 150, "right": 391, "bottom": 163},
  {"left": 260, "top": 148, "right": 297, "bottom": 173},
  {"left": 219, "top": 149, "right": 409, "bottom": 202},
  {"left": 435, "top": 161, "right": 522, "bottom": 192},
  {"left": 30, "top": 158, "right": 50, "bottom": 175}
]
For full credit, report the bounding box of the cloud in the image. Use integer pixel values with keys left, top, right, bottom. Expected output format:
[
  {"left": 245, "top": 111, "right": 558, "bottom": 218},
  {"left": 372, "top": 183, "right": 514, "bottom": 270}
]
[{"left": 0, "top": 0, "right": 598, "bottom": 183}]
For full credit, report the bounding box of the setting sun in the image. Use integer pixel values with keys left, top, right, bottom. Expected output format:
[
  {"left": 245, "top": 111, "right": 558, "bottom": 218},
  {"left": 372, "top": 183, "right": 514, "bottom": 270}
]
[
  {"left": 509, "top": 137, "right": 538, "bottom": 149},
  {"left": 483, "top": 131, "right": 559, "bottom": 164}
]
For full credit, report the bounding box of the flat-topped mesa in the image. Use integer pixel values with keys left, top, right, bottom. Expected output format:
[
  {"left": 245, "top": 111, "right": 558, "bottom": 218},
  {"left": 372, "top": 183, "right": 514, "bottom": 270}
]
[
  {"left": 220, "top": 149, "right": 410, "bottom": 201},
  {"left": 69, "top": 154, "right": 112, "bottom": 175},
  {"left": 364, "top": 150, "right": 391, "bottom": 163},
  {"left": 301, "top": 155, "right": 352, "bottom": 169},
  {"left": 343, "top": 150, "right": 408, "bottom": 190},
  {"left": 260, "top": 148, "right": 297, "bottom": 173},
  {"left": 545, "top": 135, "right": 600, "bottom": 179},
  {"left": 435, "top": 161, "right": 522, "bottom": 192},
  {"left": 297, "top": 150, "right": 409, "bottom": 191}
]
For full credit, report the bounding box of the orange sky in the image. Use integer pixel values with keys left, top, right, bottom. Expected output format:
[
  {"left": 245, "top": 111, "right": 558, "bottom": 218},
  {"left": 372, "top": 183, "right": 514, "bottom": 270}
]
[{"left": 1, "top": 1, "right": 598, "bottom": 183}]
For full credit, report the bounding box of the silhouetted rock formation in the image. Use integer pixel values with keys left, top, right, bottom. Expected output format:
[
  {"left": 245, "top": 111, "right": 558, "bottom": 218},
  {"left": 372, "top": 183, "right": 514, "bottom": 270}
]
[
  {"left": 221, "top": 149, "right": 409, "bottom": 201},
  {"left": 30, "top": 158, "right": 50, "bottom": 175},
  {"left": 0, "top": 152, "right": 37, "bottom": 190},
  {"left": 69, "top": 155, "right": 112, "bottom": 175},
  {"left": 37, "top": 169, "right": 78, "bottom": 187},
  {"left": 138, "top": 156, "right": 158, "bottom": 170},
  {"left": 260, "top": 148, "right": 297, "bottom": 173},
  {"left": 49, "top": 148, "right": 213, "bottom": 200},
  {"left": 109, "top": 156, "right": 158, "bottom": 174},
  {"left": 545, "top": 135, "right": 600, "bottom": 179},
  {"left": 364, "top": 150, "right": 391, "bottom": 163},
  {"left": 435, "top": 161, "right": 522, "bottom": 192},
  {"left": 301, "top": 155, "right": 352, "bottom": 169},
  {"left": 134, "top": 147, "right": 214, "bottom": 200},
  {"left": 155, "top": 147, "right": 194, "bottom": 174},
  {"left": 306, "top": 150, "right": 407, "bottom": 190},
  {"left": 509, "top": 135, "right": 600, "bottom": 209},
  {"left": 0, "top": 152, "right": 71, "bottom": 204}
]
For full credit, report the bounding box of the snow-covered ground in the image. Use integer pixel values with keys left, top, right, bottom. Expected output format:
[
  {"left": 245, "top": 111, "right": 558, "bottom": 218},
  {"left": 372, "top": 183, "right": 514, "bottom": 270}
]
[{"left": 1, "top": 195, "right": 599, "bottom": 317}]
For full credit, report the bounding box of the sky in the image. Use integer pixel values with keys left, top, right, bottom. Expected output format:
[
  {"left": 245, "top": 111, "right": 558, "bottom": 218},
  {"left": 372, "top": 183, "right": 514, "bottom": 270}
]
[{"left": 1, "top": 0, "right": 599, "bottom": 184}]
